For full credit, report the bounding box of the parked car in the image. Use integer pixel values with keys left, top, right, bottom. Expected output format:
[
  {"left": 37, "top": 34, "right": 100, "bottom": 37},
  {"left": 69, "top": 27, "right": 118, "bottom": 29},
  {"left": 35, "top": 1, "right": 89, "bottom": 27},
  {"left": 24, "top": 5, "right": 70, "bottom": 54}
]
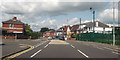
[
  {"left": 48, "top": 37, "right": 52, "bottom": 40},
  {"left": 59, "top": 36, "right": 65, "bottom": 40}
]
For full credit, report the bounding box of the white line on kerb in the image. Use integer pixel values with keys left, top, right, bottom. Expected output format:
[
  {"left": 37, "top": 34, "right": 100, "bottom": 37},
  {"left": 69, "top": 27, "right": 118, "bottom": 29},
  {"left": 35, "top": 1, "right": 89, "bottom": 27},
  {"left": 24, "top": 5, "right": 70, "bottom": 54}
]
[
  {"left": 30, "top": 49, "right": 42, "bottom": 58},
  {"left": 71, "top": 45, "right": 75, "bottom": 48},
  {"left": 77, "top": 49, "right": 89, "bottom": 58},
  {"left": 104, "top": 47, "right": 118, "bottom": 52},
  {"left": 44, "top": 44, "right": 49, "bottom": 48}
]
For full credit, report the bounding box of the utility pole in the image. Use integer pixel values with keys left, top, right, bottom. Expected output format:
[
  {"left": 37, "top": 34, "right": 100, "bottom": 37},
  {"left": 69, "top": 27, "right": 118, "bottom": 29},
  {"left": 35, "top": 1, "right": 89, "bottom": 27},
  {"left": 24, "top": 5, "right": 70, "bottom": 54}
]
[
  {"left": 93, "top": 11, "right": 95, "bottom": 33},
  {"left": 113, "top": 1, "right": 115, "bottom": 46},
  {"left": 80, "top": 18, "right": 81, "bottom": 33},
  {"left": 90, "top": 7, "right": 95, "bottom": 41},
  {"left": 79, "top": 18, "right": 81, "bottom": 40},
  {"left": 90, "top": 7, "right": 95, "bottom": 33}
]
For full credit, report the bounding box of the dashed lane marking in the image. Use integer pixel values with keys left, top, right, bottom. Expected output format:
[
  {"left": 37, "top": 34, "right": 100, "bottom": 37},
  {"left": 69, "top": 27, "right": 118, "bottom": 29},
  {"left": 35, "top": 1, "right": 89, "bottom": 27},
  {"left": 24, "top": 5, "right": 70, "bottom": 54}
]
[
  {"left": 112, "top": 51, "right": 120, "bottom": 55},
  {"left": 44, "top": 44, "right": 49, "bottom": 48},
  {"left": 34, "top": 40, "right": 48, "bottom": 48},
  {"left": 96, "top": 47, "right": 104, "bottom": 50},
  {"left": 71, "top": 45, "right": 75, "bottom": 48},
  {"left": 77, "top": 49, "right": 89, "bottom": 58},
  {"left": 30, "top": 49, "right": 42, "bottom": 58}
]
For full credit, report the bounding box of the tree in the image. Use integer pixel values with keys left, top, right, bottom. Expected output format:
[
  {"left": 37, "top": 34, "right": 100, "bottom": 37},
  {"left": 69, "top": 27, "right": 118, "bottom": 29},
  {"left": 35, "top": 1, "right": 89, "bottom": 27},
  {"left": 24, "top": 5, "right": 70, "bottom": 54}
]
[
  {"left": 40, "top": 27, "right": 50, "bottom": 33},
  {"left": 24, "top": 24, "right": 33, "bottom": 36}
]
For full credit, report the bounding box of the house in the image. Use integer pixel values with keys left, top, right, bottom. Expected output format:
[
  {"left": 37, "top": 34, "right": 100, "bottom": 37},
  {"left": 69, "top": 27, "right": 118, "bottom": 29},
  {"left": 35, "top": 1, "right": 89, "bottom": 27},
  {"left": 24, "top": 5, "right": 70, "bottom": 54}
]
[
  {"left": 76, "top": 21, "right": 112, "bottom": 33},
  {"left": 71, "top": 22, "right": 91, "bottom": 34},
  {"left": 71, "top": 24, "right": 79, "bottom": 34},
  {"left": 2, "top": 17, "right": 24, "bottom": 39},
  {"left": 56, "top": 25, "right": 72, "bottom": 39},
  {"left": 43, "top": 30, "right": 55, "bottom": 38}
]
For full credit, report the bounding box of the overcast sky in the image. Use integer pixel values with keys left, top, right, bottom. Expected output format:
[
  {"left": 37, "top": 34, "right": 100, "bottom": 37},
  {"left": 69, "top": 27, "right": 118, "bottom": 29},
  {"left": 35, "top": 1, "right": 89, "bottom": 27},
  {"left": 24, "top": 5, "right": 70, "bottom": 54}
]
[{"left": 0, "top": 0, "right": 119, "bottom": 31}]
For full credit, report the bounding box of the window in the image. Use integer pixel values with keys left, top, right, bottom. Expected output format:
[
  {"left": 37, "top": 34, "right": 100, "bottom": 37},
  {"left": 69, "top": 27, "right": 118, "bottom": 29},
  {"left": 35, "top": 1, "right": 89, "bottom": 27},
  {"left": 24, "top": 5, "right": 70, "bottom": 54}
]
[
  {"left": 89, "top": 27, "right": 90, "bottom": 31},
  {"left": 10, "top": 24, "right": 13, "bottom": 28}
]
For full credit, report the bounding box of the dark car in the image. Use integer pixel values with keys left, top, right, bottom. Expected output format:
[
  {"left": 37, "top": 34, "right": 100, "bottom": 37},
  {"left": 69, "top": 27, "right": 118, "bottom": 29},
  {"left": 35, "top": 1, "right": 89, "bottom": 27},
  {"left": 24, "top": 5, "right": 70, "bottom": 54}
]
[{"left": 59, "top": 36, "right": 65, "bottom": 40}]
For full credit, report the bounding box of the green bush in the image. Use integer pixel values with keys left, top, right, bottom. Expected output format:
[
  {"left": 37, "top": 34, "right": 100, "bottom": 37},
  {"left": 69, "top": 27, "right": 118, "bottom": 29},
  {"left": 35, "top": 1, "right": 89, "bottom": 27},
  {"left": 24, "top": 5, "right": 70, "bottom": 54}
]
[{"left": 71, "top": 33, "right": 77, "bottom": 38}]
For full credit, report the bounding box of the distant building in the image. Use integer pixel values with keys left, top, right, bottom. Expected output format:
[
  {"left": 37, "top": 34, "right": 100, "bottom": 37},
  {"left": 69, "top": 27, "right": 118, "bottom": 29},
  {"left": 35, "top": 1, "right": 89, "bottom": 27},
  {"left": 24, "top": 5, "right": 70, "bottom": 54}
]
[
  {"left": 2, "top": 17, "right": 25, "bottom": 39},
  {"left": 43, "top": 30, "right": 55, "bottom": 38},
  {"left": 57, "top": 21, "right": 112, "bottom": 35},
  {"left": 76, "top": 21, "right": 112, "bottom": 33},
  {"left": 56, "top": 25, "right": 72, "bottom": 39}
]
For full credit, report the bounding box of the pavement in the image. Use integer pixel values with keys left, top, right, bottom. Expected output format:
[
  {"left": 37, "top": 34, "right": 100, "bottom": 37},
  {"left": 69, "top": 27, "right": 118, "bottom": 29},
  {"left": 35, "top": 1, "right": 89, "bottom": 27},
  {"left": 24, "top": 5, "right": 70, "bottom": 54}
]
[{"left": 1, "top": 39, "right": 120, "bottom": 60}]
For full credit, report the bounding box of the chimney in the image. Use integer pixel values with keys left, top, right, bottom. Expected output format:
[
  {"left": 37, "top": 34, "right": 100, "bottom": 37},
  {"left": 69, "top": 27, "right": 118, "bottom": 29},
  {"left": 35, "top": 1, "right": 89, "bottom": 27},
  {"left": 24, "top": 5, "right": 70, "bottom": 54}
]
[{"left": 13, "top": 17, "right": 17, "bottom": 20}]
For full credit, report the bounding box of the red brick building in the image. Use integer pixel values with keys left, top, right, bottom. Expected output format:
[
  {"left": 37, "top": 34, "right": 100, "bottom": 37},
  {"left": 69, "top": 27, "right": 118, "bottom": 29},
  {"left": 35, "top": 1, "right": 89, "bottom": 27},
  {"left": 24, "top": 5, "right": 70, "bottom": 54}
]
[
  {"left": 2, "top": 17, "right": 24, "bottom": 39},
  {"left": 43, "top": 30, "right": 55, "bottom": 38}
]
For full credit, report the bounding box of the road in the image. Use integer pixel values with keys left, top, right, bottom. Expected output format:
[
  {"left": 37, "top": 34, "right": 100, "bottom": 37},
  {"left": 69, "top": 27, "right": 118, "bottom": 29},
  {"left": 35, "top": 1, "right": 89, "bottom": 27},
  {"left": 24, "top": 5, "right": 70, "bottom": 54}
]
[{"left": 4, "top": 39, "right": 118, "bottom": 60}]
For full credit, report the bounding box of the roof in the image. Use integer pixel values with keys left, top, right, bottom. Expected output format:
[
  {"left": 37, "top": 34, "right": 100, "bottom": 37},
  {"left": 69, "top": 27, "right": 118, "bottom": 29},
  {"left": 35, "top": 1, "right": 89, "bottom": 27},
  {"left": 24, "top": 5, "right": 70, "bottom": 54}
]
[
  {"left": 71, "top": 24, "right": 79, "bottom": 32},
  {"left": 85, "top": 21, "right": 109, "bottom": 28},
  {"left": 57, "top": 25, "right": 71, "bottom": 32},
  {"left": 2, "top": 17, "right": 24, "bottom": 24},
  {"left": 49, "top": 30, "right": 55, "bottom": 33}
]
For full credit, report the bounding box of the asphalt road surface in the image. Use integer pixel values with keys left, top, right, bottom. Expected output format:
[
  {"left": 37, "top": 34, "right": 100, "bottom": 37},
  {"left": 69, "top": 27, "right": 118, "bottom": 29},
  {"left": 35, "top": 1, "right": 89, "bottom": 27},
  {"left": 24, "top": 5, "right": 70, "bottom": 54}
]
[{"left": 8, "top": 39, "right": 119, "bottom": 60}]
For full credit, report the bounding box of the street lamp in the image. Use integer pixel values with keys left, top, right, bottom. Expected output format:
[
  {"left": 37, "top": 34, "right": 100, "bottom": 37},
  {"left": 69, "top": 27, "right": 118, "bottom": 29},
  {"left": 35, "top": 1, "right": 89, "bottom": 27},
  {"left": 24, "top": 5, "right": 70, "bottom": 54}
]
[
  {"left": 112, "top": 1, "right": 115, "bottom": 46},
  {"left": 90, "top": 7, "right": 95, "bottom": 42},
  {"left": 90, "top": 7, "right": 95, "bottom": 33}
]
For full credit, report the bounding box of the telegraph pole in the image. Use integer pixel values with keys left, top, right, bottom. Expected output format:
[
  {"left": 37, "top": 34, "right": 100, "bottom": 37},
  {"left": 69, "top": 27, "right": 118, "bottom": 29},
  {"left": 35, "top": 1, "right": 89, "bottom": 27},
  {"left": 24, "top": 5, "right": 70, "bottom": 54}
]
[
  {"left": 80, "top": 18, "right": 81, "bottom": 33},
  {"left": 113, "top": 1, "right": 115, "bottom": 46},
  {"left": 90, "top": 7, "right": 95, "bottom": 41},
  {"left": 93, "top": 11, "right": 95, "bottom": 33},
  {"left": 79, "top": 18, "right": 81, "bottom": 40}
]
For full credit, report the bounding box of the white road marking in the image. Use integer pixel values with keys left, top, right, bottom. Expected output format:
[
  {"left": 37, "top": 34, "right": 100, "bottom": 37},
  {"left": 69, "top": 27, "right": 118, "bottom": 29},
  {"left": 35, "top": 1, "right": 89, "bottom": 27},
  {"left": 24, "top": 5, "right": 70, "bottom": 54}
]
[
  {"left": 30, "top": 49, "right": 42, "bottom": 58},
  {"left": 71, "top": 45, "right": 75, "bottom": 48},
  {"left": 85, "top": 44, "right": 90, "bottom": 46},
  {"left": 44, "top": 44, "right": 49, "bottom": 48},
  {"left": 96, "top": 47, "right": 104, "bottom": 50},
  {"left": 77, "top": 49, "right": 89, "bottom": 58},
  {"left": 112, "top": 51, "right": 120, "bottom": 55},
  {"left": 34, "top": 41, "right": 48, "bottom": 48}
]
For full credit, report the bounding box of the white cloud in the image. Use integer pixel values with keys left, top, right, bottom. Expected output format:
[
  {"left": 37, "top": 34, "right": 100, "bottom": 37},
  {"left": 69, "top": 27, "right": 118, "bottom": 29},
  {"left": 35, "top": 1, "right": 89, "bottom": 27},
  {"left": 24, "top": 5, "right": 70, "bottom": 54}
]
[
  {"left": 68, "top": 17, "right": 79, "bottom": 25},
  {"left": 0, "top": 1, "right": 109, "bottom": 31},
  {"left": 98, "top": 9, "right": 118, "bottom": 24},
  {"left": 30, "top": 19, "right": 57, "bottom": 31}
]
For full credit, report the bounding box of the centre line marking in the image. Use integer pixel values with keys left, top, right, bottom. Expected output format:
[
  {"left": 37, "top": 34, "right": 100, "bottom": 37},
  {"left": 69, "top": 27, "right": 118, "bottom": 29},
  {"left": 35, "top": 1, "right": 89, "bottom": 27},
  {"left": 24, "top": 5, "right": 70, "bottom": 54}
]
[
  {"left": 112, "top": 51, "right": 120, "bottom": 55},
  {"left": 35, "top": 41, "right": 48, "bottom": 48},
  {"left": 44, "top": 44, "right": 49, "bottom": 48},
  {"left": 30, "top": 49, "right": 42, "bottom": 58},
  {"left": 77, "top": 49, "right": 89, "bottom": 58},
  {"left": 96, "top": 47, "right": 104, "bottom": 50},
  {"left": 71, "top": 45, "right": 75, "bottom": 48}
]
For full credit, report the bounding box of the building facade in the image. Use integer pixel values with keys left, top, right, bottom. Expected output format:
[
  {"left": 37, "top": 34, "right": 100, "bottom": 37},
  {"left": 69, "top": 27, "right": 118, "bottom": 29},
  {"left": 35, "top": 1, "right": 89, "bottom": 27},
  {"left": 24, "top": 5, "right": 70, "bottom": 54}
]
[{"left": 2, "top": 17, "right": 24, "bottom": 39}]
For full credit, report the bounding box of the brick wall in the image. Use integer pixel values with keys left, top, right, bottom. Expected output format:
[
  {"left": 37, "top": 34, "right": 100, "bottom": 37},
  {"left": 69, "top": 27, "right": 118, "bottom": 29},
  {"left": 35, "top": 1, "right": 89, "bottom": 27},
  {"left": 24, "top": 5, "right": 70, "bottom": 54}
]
[
  {"left": 2, "top": 24, "right": 9, "bottom": 28},
  {"left": 2, "top": 23, "right": 23, "bottom": 33},
  {"left": 2, "top": 36, "right": 15, "bottom": 39},
  {"left": 14, "top": 24, "right": 23, "bottom": 28},
  {"left": 7, "top": 29, "right": 23, "bottom": 33}
]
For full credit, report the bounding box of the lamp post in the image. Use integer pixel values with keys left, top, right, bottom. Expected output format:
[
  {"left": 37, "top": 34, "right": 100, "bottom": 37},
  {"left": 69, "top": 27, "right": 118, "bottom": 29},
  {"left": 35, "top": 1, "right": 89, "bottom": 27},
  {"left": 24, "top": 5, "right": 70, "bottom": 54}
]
[
  {"left": 90, "top": 7, "right": 95, "bottom": 41},
  {"left": 90, "top": 7, "right": 95, "bottom": 33},
  {"left": 113, "top": 1, "right": 115, "bottom": 46}
]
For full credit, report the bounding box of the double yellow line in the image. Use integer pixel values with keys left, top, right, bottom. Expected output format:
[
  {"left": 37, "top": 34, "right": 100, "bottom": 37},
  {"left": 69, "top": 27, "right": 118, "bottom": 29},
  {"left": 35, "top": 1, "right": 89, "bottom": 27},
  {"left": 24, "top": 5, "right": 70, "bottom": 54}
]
[{"left": 3, "top": 44, "right": 34, "bottom": 60}]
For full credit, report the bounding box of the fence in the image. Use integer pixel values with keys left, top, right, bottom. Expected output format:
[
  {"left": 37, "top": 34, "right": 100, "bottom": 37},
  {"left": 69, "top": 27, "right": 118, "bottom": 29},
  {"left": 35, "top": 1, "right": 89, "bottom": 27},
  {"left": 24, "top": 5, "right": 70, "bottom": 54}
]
[{"left": 76, "top": 33, "right": 120, "bottom": 45}]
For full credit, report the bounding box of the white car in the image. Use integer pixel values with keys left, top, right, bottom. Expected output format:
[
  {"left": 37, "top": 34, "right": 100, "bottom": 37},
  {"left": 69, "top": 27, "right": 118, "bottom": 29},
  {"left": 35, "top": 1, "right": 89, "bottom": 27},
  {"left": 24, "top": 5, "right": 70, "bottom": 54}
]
[{"left": 48, "top": 37, "right": 52, "bottom": 40}]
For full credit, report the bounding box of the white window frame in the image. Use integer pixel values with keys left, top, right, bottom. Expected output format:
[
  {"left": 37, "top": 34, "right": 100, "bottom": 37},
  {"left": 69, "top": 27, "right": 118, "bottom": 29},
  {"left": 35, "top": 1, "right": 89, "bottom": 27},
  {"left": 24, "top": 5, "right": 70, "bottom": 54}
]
[{"left": 9, "top": 24, "right": 14, "bottom": 28}]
